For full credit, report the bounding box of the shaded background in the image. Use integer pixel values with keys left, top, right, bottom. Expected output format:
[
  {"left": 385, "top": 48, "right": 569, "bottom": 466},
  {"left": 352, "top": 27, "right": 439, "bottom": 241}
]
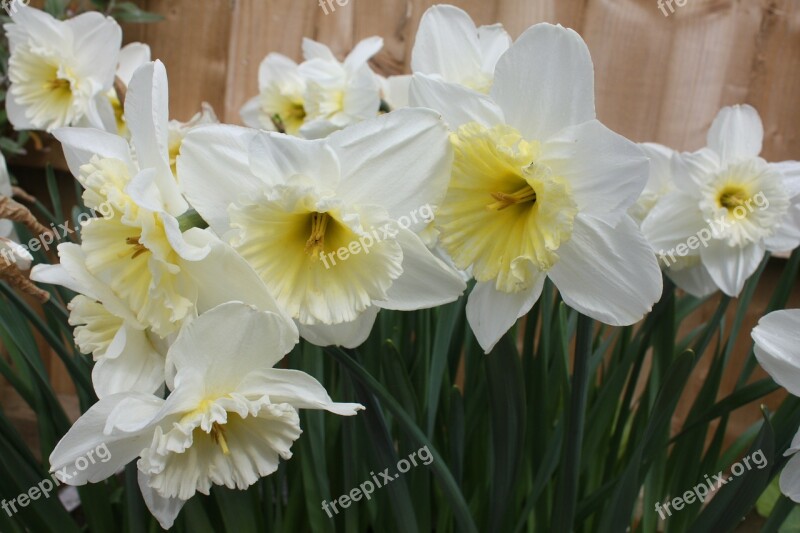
[{"left": 5, "top": 0, "right": 800, "bottom": 450}]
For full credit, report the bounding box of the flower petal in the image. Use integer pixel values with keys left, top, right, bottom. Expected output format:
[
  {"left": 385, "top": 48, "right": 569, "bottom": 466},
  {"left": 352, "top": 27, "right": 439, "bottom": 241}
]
[
  {"left": 92, "top": 324, "right": 165, "bottom": 399},
  {"left": 49, "top": 393, "right": 164, "bottom": 485},
  {"left": 409, "top": 73, "right": 504, "bottom": 130},
  {"left": 167, "top": 303, "right": 298, "bottom": 396},
  {"left": 344, "top": 36, "right": 383, "bottom": 70},
  {"left": 411, "top": 5, "right": 482, "bottom": 83},
  {"left": 780, "top": 452, "right": 800, "bottom": 503},
  {"left": 329, "top": 108, "right": 453, "bottom": 227},
  {"left": 699, "top": 239, "right": 765, "bottom": 297},
  {"left": 117, "top": 42, "right": 151, "bottom": 85},
  {"left": 243, "top": 368, "right": 364, "bottom": 416},
  {"left": 548, "top": 215, "right": 662, "bottom": 326},
  {"left": 376, "top": 228, "right": 466, "bottom": 310},
  {"left": 466, "top": 270, "right": 545, "bottom": 353},
  {"left": 178, "top": 124, "right": 261, "bottom": 233},
  {"left": 249, "top": 132, "right": 340, "bottom": 192},
  {"left": 641, "top": 192, "right": 708, "bottom": 259},
  {"left": 52, "top": 127, "right": 134, "bottom": 178},
  {"left": 541, "top": 119, "right": 648, "bottom": 226},
  {"left": 707, "top": 104, "right": 764, "bottom": 164},
  {"left": 138, "top": 470, "right": 186, "bottom": 530},
  {"left": 298, "top": 306, "right": 379, "bottom": 349},
  {"left": 666, "top": 263, "right": 718, "bottom": 298},
  {"left": 752, "top": 309, "right": 800, "bottom": 397},
  {"left": 491, "top": 23, "right": 595, "bottom": 141},
  {"left": 65, "top": 11, "right": 121, "bottom": 89}
]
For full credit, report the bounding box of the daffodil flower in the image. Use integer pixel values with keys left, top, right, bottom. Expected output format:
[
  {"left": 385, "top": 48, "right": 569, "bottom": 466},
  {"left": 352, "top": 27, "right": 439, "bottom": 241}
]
[
  {"left": 48, "top": 303, "right": 359, "bottom": 529},
  {"left": 629, "top": 143, "right": 678, "bottom": 225},
  {"left": 298, "top": 37, "right": 383, "bottom": 138},
  {"left": 752, "top": 309, "right": 800, "bottom": 502},
  {"left": 240, "top": 53, "right": 307, "bottom": 135},
  {"left": 109, "top": 42, "right": 152, "bottom": 137},
  {"left": 179, "top": 108, "right": 467, "bottom": 348},
  {"left": 4, "top": 4, "right": 121, "bottom": 132},
  {"left": 411, "top": 4, "right": 511, "bottom": 95},
  {"left": 410, "top": 23, "right": 662, "bottom": 352},
  {"left": 642, "top": 105, "right": 800, "bottom": 297}
]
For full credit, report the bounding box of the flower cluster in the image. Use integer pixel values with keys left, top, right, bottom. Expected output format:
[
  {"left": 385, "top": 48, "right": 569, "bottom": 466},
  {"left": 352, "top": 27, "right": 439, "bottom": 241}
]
[{"left": 5, "top": 1, "right": 800, "bottom": 527}]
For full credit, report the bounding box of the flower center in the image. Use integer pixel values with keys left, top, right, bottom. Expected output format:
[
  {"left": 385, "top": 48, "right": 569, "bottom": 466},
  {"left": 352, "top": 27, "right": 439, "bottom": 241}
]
[
  {"left": 488, "top": 184, "right": 537, "bottom": 211},
  {"left": 304, "top": 212, "right": 330, "bottom": 258},
  {"left": 125, "top": 236, "right": 149, "bottom": 259},
  {"left": 717, "top": 185, "right": 749, "bottom": 210},
  {"left": 436, "top": 123, "right": 577, "bottom": 293},
  {"left": 210, "top": 422, "right": 230, "bottom": 455}
]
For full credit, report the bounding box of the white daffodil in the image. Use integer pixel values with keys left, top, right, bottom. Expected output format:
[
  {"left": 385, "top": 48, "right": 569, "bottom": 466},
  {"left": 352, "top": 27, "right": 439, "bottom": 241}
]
[
  {"left": 642, "top": 105, "right": 800, "bottom": 298},
  {"left": 179, "top": 108, "right": 467, "bottom": 348},
  {"left": 4, "top": 4, "right": 121, "bottom": 132},
  {"left": 411, "top": 4, "right": 511, "bottom": 95},
  {"left": 752, "top": 309, "right": 800, "bottom": 502},
  {"left": 167, "top": 103, "right": 218, "bottom": 178},
  {"left": 410, "top": 23, "right": 662, "bottom": 352},
  {"left": 629, "top": 143, "right": 677, "bottom": 225},
  {"left": 30, "top": 219, "right": 292, "bottom": 398},
  {"left": 48, "top": 303, "right": 359, "bottom": 530},
  {"left": 240, "top": 53, "right": 307, "bottom": 135},
  {"left": 109, "top": 42, "right": 152, "bottom": 137},
  {"left": 298, "top": 37, "right": 383, "bottom": 138}
]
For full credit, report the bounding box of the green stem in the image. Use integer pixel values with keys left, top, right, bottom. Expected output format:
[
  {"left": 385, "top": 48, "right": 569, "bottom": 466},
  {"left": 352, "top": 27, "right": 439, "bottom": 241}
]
[
  {"left": 553, "top": 312, "right": 593, "bottom": 532},
  {"left": 326, "top": 347, "right": 478, "bottom": 533}
]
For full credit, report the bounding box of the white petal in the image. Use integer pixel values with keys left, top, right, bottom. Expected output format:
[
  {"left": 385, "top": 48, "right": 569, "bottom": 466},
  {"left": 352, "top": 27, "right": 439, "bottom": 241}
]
[
  {"left": 5, "top": 90, "right": 35, "bottom": 131},
  {"left": 666, "top": 263, "right": 719, "bottom": 298},
  {"left": 168, "top": 303, "right": 298, "bottom": 395},
  {"left": 376, "top": 228, "right": 465, "bottom": 310},
  {"left": 52, "top": 127, "right": 134, "bottom": 178},
  {"left": 49, "top": 393, "right": 164, "bottom": 485},
  {"left": 9, "top": 4, "right": 70, "bottom": 51},
  {"left": 774, "top": 161, "right": 800, "bottom": 198},
  {"left": 302, "top": 38, "right": 336, "bottom": 62},
  {"left": 477, "top": 24, "right": 511, "bottom": 75},
  {"left": 752, "top": 309, "right": 800, "bottom": 397},
  {"left": 678, "top": 148, "right": 721, "bottom": 192},
  {"left": 329, "top": 108, "right": 452, "bottom": 227},
  {"left": 239, "top": 96, "right": 266, "bottom": 129},
  {"left": 344, "top": 37, "right": 383, "bottom": 70},
  {"left": 765, "top": 203, "right": 800, "bottom": 253},
  {"left": 116, "top": 42, "right": 151, "bottom": 85},
  {"left": 549, "top": 215, "right": 662, "bottom": 326},
  {"left": 138, "top": 470, "right": 186, "bottom": 530},
  {"left": 65, "top": 12, "right": 121, "bottom": 89},
  {"left": 541, "top": 119, "right": 648, "bottom": 226},
  {"left": 466, "top": 271, "right": 545, "bottom": 353},
  {"left": 178, "top": 124, "right": 261, "bottom": 233},
  {"left": 341, "top": 63, "right": 381, "bottom": 122},
  {"left": 298, "top": 306, "right": 379, "bottom": 349},
  {"left": 411, "top": 5, "right": 482, "bottom": 83},
  {"left": 781, "top": 452, "right": 800, "bottom": 503},
  {"left": 409, "top": 74, "right": 504, "bottom": 130},
  {"left": 92, "top": 324, "right": 165, "bottom": 399},
  {"left": 707, "top": 104, "right": 764, "bottom": 164},
  {"left": 242, "top": 369, "right": 364, "bottom": 416},
  {"left": 491, "top": 23, "right": 595, "bottom": 141},
  {"left": 641, "top": 192, "right": 707, "bottom": 258},
  {"left": 249, "top": 132, "right": 340, "bottom": 192},
  {"left": 380, "top": 75, "right": 411, "bottom": 109},
  {"left": 258, "top": 53, "right": 300, "bottom": 88},
  {"left": 699, "top": 239, "right": 765, "bottom": 297},
  {"left": 125, "top": 61, "right": 186, "bottom": 215}
]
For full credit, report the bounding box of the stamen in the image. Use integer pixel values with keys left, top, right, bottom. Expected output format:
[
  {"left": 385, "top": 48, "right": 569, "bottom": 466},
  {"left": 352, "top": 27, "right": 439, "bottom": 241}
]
[
  {"left": 718, "top": 186, "right": 749, "bottom": 210},
  {"left": 210, "top": 423, "right": 230, "bottom": 455},
  {"left": 305, "top": 212, "right": 330, "bottom": 258},
  {"left": 488, "top": 185, "right": 537, "bottom": 211},
  {"left": 125, "top": 236, "right": 148, "bottom": 259},
  {"left": 49, "top": 78, "right": 70, "bottom": 91}
]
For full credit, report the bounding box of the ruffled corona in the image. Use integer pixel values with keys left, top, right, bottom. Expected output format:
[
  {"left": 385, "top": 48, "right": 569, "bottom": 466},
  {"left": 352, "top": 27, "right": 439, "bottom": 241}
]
[{"left": 437, "top": 123, "right": 577, "bottom": 293}]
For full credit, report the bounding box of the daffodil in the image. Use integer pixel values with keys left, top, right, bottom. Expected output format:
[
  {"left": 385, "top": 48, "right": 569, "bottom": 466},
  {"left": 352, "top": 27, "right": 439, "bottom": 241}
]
[
  {"left": 4, "top": 4, "right": 121, "bottom": 132},
  {"left": 240, "top": 53, "right": 307, "bottom": 135},
  {"left": 629, "top": 143, "right": 677, "bottom": 225},
  {"left": 298, "top": 37, "right": 383, "bottom": 138},
  {"left": 642, "top": 105, "right": 800, "bottom": 297},
  {"left": 752, "top": 309, "right": 800, "bottom": 502},
  {"left": 179, "top": 108, "right": 466, "bottom": 348},
  {"left": 48, "top": 303, "right": 359, "bottom": 529},
  {"left": 109, "top": 42, "right": 152, "bottom": 137},
  {"left": 410, "top": 23, "right": 662, "bottom": 352},
  {"left": 411, "top": 4, "right": 511, "bottom": 95}
]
